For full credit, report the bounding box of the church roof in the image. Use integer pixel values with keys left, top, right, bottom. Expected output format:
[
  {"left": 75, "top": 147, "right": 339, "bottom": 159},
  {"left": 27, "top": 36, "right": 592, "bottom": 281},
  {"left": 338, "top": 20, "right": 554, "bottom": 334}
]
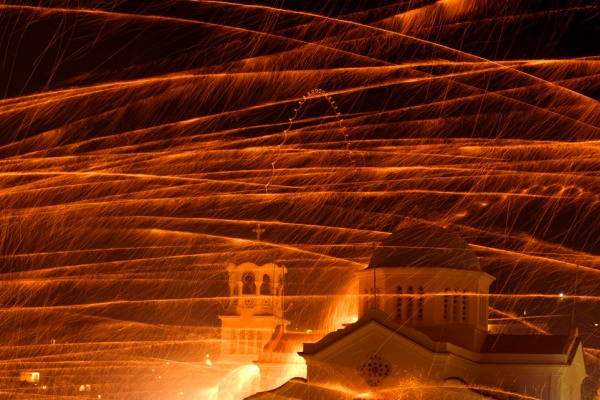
[
  {"left": 367, "top": 223, "right": 480, "bottom": 271},
  {"left": 300, "top": 309, "right": 581, "bottom": 364},
  {"left": 301, "top": 309, "right": 406, "bottom": 356},
  {"left": 262, "top": 327, "right": 324, "bottom": 354},
  {"left": 227, "top": 246, "right": 287, "bottom": 266},
  {"left": 481, "top": 334, "right": 580, "bottom": 358}
]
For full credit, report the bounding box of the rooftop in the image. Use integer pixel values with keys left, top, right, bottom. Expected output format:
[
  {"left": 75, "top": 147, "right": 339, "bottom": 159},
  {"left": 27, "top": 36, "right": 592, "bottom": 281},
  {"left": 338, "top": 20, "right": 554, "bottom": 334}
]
[{"left": 368, "top": 223, "right": 480, "bottom": 271}]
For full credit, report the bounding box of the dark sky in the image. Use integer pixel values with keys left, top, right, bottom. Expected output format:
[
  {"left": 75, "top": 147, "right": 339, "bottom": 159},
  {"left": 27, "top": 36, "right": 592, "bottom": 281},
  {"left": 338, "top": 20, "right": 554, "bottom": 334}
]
[{"left": 1, "top": 0, "right": 598, "bottom": 98}]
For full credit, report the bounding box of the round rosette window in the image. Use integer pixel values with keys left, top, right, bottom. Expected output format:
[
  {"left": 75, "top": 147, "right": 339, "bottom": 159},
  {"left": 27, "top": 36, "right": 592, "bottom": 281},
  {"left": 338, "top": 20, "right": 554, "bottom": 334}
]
[{"left": 358, "top": 353, "right": 391, "bottom": 387}]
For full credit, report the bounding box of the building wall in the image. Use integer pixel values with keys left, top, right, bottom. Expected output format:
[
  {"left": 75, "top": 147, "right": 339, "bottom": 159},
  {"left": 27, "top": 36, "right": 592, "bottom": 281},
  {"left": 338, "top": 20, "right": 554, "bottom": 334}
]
[
  {"left": 560, "top": 345, "right": 586, "bottom": 400},
  {"left": 356, "top": 267, "right": 493, "bottom": 350},
  {"left": 219, "top": 315, "right": 283, "bottom": 358},
  {"left": 219, "top": 262, "right": 287, "bottom": 359},
  {"left": 301, "top": 321, "right": 582, "bottom": 400},
  {"left": 357, "top": 268, "right": 492, "bottom": 328}
]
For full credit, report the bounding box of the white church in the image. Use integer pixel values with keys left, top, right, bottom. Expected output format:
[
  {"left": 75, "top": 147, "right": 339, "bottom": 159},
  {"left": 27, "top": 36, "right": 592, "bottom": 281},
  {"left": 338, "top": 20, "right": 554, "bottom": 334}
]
[{"left": 216, "top": 222, "right": 586, "bottom": 400}]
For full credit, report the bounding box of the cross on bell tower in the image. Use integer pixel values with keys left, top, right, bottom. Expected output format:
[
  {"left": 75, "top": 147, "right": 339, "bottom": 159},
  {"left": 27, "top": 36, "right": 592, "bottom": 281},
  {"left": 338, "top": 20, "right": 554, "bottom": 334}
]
[{"left": 253, "top": 224, "right": 265, "bottom": 242}]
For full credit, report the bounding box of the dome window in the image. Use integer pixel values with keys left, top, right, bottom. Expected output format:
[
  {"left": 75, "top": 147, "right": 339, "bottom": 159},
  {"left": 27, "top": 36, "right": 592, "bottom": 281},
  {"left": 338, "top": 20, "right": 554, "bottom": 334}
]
[
  {"left": 407, "top": 286, "right": 414, "bottom": 321},
  {"left": 444, "top": 288, "right": 450, "bottom": 321},
  {"left": 395, "top": 286, "right": 403, "bottom": 321}
]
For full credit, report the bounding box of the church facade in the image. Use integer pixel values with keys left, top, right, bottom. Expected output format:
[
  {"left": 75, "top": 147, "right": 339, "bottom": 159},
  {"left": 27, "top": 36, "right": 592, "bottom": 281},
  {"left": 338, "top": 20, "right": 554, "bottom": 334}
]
[
  {"left": 220, "top": 223, "right": 587, "bottom": 400},
  {"left": 216, "top": 261, "right": 289, "bottom": 399},
  {"left": 219, "top": 261, "right": 287, "bottom": 360}
]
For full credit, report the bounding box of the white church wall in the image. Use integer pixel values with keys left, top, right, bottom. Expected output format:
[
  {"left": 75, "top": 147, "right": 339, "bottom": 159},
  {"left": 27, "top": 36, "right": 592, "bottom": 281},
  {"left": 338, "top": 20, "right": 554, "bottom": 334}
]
[
  {"left": 302, "top": 322, "right": 450, "bottom": 395},
  {"left": 298, "top": 317, "right": 584, "bottom": 400},
  {"left": 356, "top": 267, "right": 493, "bottom": 334}
]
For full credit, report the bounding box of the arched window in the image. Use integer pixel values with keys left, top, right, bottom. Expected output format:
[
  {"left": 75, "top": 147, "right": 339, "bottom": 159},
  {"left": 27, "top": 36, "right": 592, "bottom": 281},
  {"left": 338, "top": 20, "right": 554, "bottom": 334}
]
[
  {"left": 395, "top": 286, "right": 403, "bottom": 321},
  {"left": 417, "top": 287, "right": 424, "bottom": 321},
  {"left": 242, "top": 272, "right": 256, "bottom": 295},
  {"left": 443, "top": 288, "right": 449, "bottom": 321},
  {"left": 407, "top": 286, "right": 413, "bottom": 321},
  {"left": 260, "top": 274, "right": 271, "bottom": 295},
  {"left": 453, "top": 289, "right": 460, "bottom": 322}
]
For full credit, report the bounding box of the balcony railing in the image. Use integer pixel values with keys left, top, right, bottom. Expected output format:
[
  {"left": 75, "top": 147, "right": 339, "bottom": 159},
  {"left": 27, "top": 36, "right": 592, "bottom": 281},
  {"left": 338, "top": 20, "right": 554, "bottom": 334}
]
[{"left": 240, "top": 296, "right": 275, "bottom": 309}]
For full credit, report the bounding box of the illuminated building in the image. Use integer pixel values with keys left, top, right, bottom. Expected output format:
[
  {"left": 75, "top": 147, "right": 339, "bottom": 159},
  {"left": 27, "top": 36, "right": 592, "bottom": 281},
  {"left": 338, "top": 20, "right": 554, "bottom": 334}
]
[
  {"left": 248, "top": 223, "right": 587, "bottom": 399},
  {"left": 219, "top": 262, "right": 288, "bottom": 360},
  {"left": 255, "top": 326, "right": 323, "bottom": 393},
  {"left": 19, "top": 371, "right": 40, "bottom": 384},
  {"left": 217, "top": 261, "right": 288, "bottom": 398}
]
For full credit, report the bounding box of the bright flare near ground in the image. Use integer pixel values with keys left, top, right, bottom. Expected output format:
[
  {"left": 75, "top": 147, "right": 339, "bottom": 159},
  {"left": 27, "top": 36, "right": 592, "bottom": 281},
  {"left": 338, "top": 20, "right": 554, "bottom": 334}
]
[{"left": 0, "top": 0, "right": 599, "bottom": 399}]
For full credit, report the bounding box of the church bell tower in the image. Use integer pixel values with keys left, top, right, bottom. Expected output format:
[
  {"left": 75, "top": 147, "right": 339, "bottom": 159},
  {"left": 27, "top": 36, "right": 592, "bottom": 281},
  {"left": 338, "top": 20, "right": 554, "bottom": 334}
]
[{"left": 218, "top": 262, "right": 288, "bottom": 360}]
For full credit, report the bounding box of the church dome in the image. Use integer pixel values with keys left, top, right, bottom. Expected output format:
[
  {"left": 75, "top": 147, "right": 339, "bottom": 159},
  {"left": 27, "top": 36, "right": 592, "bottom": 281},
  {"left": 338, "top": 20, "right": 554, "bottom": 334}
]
[{"left": 368, "top": 223, "right": 480, "bottom": 271}]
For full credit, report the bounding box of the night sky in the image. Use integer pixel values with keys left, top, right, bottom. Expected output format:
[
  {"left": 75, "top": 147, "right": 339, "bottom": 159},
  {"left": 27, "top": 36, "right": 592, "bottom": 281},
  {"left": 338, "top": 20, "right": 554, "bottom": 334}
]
[{"left": 1, "top": 1, "right": 600, "bottom": 398}]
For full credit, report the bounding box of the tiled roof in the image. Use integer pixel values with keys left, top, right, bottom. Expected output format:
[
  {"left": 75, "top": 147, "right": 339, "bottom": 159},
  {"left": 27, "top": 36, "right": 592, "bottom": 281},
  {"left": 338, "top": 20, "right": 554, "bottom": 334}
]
[{"left": 481, "top": 334, "right": 577, "bottom": 355}]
